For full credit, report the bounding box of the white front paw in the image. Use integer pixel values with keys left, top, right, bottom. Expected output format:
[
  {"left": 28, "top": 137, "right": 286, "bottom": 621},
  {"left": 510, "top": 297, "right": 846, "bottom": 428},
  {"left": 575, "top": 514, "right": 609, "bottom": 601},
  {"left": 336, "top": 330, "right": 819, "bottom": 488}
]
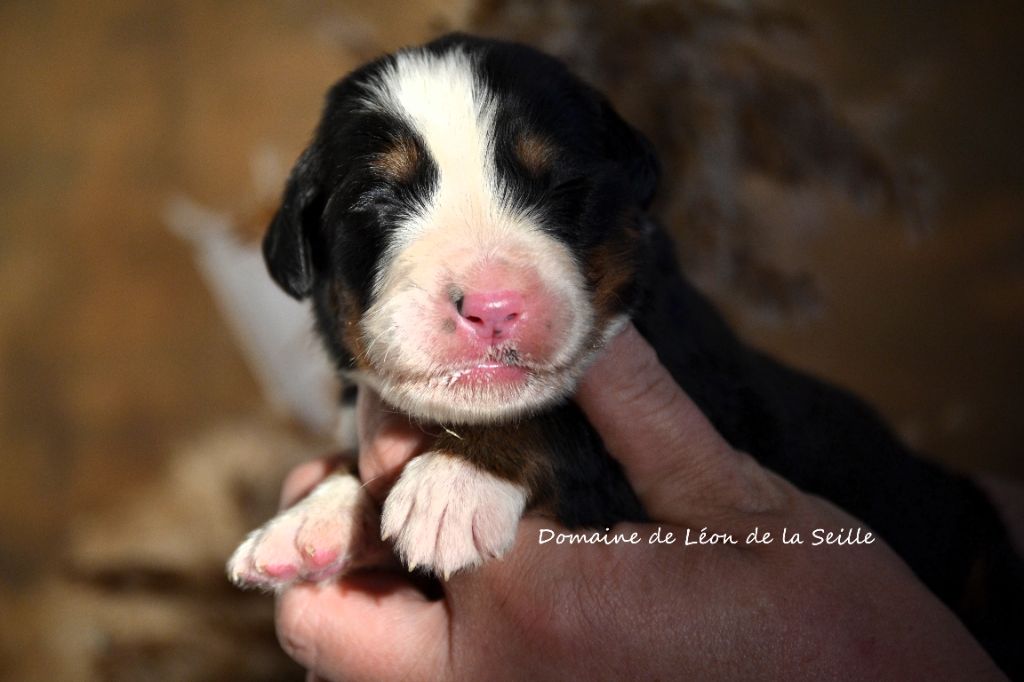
[
  {"left": 381, "top": 452, "right": 528, "bottom": 578},
  {"left": 227, "top": 471, "right": 377, "bottom": 591}
]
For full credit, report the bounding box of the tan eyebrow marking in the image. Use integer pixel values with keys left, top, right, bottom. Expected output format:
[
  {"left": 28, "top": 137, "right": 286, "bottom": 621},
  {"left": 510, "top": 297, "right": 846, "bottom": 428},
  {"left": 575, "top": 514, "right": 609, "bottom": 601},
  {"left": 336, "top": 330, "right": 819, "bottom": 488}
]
[
  {"left": 371, "top": 136, "right": 420, "bottom": 182},
  {"left": 515, "top": 134, "right": 554, "bottom": 176}
]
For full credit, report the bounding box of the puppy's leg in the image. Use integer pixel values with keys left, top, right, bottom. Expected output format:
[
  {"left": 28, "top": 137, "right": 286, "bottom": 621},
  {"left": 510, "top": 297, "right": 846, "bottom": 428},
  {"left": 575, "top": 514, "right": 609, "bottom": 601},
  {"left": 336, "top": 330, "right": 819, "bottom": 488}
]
[
  {"left": 380, "top": 424, "right": 552, "bottom": 578},
  {"left": 381, "top": 451, "right": 529, "bottom": 578},
  {"left": 227, "top": 467, "right": 381, "bottom": 590}
]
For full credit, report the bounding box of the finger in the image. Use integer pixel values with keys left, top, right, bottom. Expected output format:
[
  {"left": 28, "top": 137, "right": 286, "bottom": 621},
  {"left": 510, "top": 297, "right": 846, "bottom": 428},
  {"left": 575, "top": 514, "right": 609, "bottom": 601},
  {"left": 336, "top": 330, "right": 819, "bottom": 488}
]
[
  {"left": 280, "top": 455, "right": 348, "bottom": 510},
  {"left": 276, "top": 573, "right": 448, "bottom": 681},
  {"left": 357, "top": 387, "right": 432, "bottom": 503},
  {"left": 576, "top": 324, "right": 787, "bottom": 522}
]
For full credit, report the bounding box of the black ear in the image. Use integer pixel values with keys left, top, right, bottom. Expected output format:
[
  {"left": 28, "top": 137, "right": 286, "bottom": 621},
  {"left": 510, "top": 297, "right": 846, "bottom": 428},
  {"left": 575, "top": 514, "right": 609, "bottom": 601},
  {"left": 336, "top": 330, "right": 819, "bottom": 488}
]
[
  {"left": 262, "top": 147, "right": 323, "bottom": 300},
  {"left": 597, "top": 97, "right": 661, "bottom": 209}
]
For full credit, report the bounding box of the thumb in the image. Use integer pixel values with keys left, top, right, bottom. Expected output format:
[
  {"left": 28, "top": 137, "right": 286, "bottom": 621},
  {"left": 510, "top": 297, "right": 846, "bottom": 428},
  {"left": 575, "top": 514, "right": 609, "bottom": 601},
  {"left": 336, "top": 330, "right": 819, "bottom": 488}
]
[
  {"left": 576, "top": 324, "right": 787, "bottom": 523},
  {"left": 276, "top": 575, "right": 448, "bottom": 680}
]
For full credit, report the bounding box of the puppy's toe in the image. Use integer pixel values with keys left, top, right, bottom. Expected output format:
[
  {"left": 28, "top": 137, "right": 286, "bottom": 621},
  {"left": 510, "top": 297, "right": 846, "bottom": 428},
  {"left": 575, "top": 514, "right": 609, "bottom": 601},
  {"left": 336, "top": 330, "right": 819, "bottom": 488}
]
[
  {"left": 381, "top": 452, "right": 528, "bottom": 578},
  {"left": 227, "top": 471, "right": 376, "bottom": 590}
]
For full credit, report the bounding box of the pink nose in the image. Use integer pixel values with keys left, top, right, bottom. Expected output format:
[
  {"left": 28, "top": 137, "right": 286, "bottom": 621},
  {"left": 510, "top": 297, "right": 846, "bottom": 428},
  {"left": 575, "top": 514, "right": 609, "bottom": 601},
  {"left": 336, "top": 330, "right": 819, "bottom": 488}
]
[{"left": 457, "top": 290, "right": 525, "bottom": 341}]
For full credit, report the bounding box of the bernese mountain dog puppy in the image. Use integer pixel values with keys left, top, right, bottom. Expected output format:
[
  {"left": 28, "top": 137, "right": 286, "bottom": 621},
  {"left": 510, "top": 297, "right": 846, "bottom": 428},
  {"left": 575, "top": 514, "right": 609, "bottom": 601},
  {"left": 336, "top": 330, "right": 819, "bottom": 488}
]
[{"left": 228, "top": 34, "right": 1021, "bottom": 675}]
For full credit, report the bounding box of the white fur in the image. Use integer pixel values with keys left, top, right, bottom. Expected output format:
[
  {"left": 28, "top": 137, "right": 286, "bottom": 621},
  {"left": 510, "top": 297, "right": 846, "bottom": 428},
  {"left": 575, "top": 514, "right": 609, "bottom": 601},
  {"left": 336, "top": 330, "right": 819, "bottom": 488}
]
[
  {"left": 362, "top": 48, "right": 500, "bottom": 260},
  {"left": 381, "top": 452, "right": 528, "bottom": 578},
  {"left": 227, "top": 470, "right": 377, "bottom": 590},
  {"left": 355, "top": 48, "right": 595, "bottom": 423}
]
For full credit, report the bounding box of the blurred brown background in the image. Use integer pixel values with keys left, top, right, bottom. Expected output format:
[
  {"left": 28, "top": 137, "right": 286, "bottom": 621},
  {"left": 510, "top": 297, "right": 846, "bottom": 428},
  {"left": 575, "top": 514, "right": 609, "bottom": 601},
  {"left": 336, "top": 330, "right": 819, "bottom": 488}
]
[{"left": 1, "top": 0, "right": 1021, "bottom": 679}]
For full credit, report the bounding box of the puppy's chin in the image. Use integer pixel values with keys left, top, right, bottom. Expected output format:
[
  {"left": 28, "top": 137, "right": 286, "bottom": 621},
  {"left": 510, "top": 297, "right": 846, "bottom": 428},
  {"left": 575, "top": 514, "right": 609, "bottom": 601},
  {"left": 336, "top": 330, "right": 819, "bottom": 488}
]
[
  {"left": 376, "top": 366, "right": 578, "bottom": 424},
  {"left": 360, "top": 315, "right": 628, "bottom": 425}
]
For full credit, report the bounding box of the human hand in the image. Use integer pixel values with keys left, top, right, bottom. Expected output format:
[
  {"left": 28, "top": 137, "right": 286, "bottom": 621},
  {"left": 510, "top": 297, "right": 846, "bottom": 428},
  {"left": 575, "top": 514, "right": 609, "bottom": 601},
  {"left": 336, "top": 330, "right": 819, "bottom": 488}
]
[{"left": 275, "top": 324, "right": 1004, "bottom": 680}]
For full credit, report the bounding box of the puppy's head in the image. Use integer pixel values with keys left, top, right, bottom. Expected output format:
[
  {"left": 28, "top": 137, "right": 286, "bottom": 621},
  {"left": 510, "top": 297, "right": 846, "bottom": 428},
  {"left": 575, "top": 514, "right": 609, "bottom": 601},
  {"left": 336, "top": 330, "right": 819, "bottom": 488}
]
[{"left": 264, "top": 34, "right": 658, "bottom": 424}]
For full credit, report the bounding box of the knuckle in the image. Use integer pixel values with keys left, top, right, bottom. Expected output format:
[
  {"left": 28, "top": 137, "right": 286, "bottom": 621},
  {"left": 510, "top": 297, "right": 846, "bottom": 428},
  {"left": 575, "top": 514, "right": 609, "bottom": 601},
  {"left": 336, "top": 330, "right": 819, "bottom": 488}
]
[
  {"left": 612, "top": 341, "right": 663, "bottom": 401},
  {"left": 279, "top": 462, "right": 323, "bottom": 510},
  {"left": 693, "top": 450, "right": 796, "bottom": 524}
]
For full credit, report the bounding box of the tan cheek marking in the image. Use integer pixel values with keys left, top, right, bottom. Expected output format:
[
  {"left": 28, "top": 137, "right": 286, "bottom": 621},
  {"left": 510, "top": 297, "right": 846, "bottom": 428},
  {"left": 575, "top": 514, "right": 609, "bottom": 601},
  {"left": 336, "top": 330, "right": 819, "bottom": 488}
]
[
  {"left": 332, "top": 282, "right": 372, "bottom": 368},
  {"left": 515, "top": 134, "right": 553, "bottom": 176},
  {"left": 371, "top": 137, "right": 420, "bottom": 183},
  {"left": 441, "top": 318, "right": 456, "bottom": 334},
  {"left": 586, "top": 224, "right": 642, "bottom": 325}
]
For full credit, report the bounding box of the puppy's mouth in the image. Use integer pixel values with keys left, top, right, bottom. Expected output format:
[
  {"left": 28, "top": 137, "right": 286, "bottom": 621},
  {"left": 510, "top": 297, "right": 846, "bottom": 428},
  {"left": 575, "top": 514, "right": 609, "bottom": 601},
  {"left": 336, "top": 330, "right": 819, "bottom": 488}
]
[
  {"left": 362, "top": 341, "right": 590, "bottom": 424},
  {"left": 407, "top": 346, "right": 541, "bottom": 392},
  {"left": 446, "top": 362, "right": 528, "bottom": 388},
  {"left": 443, "top": 346, "right": 528, "bottom": 387}
]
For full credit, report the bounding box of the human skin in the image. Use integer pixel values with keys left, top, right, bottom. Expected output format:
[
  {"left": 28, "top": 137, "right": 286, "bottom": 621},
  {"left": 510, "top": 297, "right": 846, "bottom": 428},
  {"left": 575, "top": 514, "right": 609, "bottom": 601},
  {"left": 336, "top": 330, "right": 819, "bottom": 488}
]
[{"left": 274, "top": 324, "right": 1006, "bottom": 681}]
